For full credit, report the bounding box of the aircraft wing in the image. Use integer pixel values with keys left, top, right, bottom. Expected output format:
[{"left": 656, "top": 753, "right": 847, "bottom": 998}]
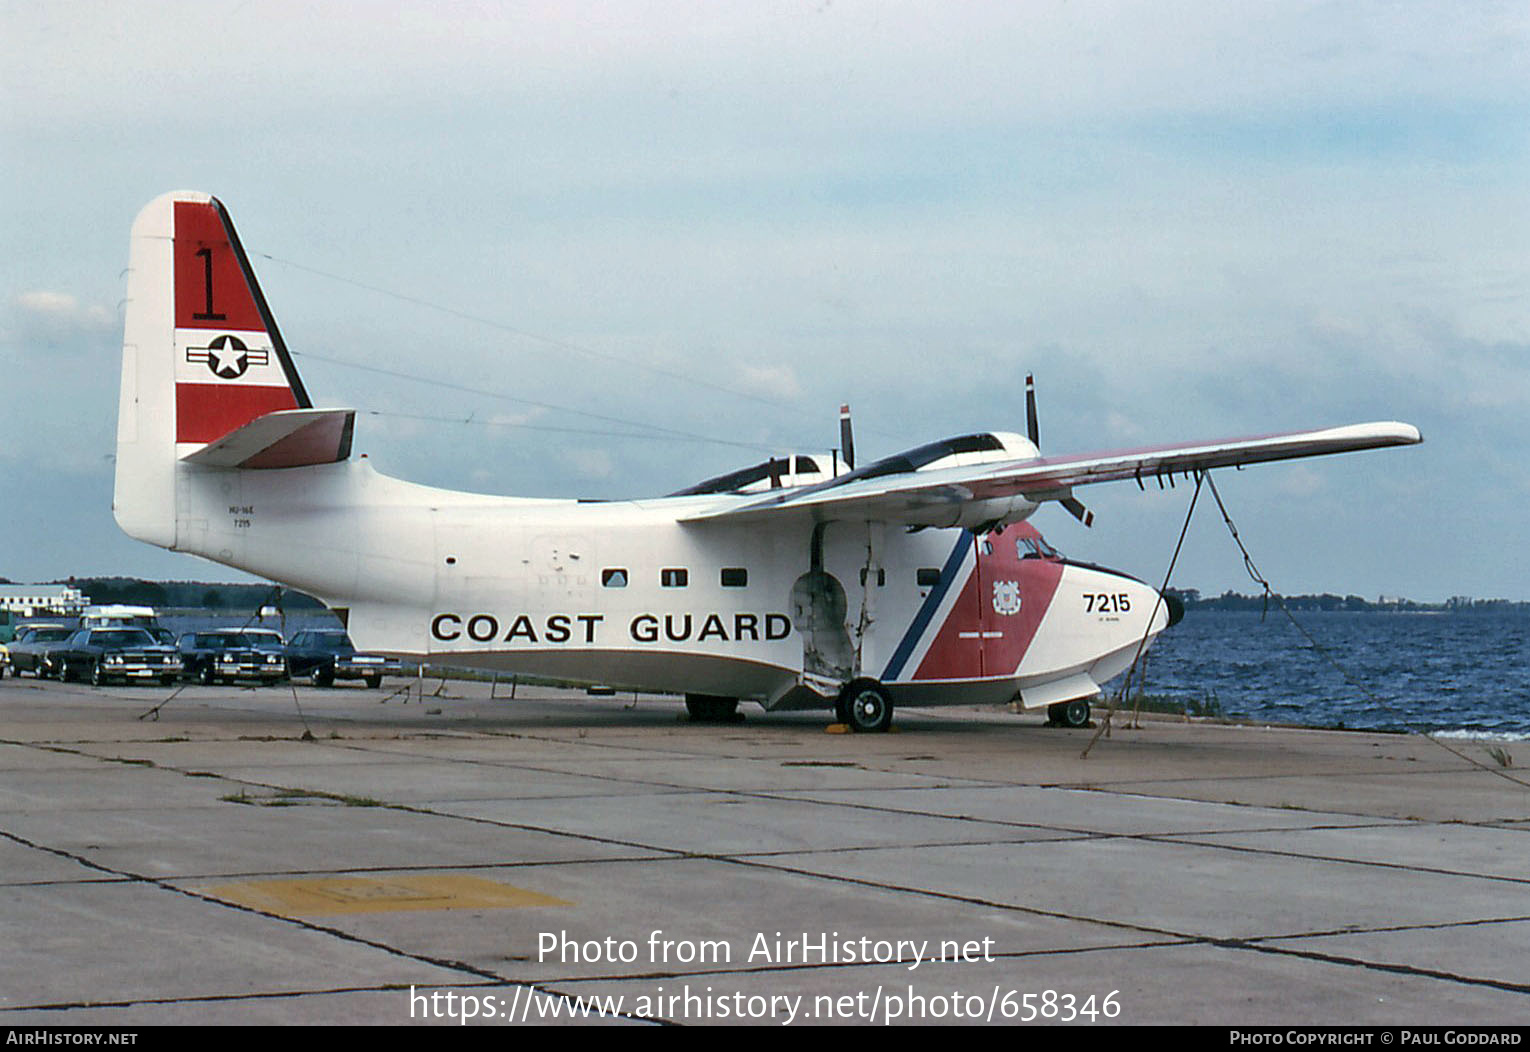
[{"left": 678, "top": 421, "right": 1421, "bottom": 529}]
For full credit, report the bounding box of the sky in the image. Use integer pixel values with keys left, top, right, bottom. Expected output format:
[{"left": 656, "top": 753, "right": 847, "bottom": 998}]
[{"left": 2, "top": 1, "right": 1527, "bottom": 601}]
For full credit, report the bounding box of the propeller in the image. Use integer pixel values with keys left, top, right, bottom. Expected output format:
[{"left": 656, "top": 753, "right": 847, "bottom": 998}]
[
  {"left": 1025, "top": 373, "right": 1039, "bottom": 446},
  {"left": 839, "top": 403, "right": 856, "bottom": 472},
  {"left": 1027, "top": 373, "right": 1094, "bottom": 528}
]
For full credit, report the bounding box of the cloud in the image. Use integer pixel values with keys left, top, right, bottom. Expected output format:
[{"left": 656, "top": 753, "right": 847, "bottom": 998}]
[
  {"left": 4, "top": 290, "right": 118, "bottom": 350},
  {"left": 17, "top": 290, "right": 84, "bottom": 316},
  {"left": 486, "top": 409, "right": 550, "bottom": 431},
  {"left": 737, "top": 364, "right": 802, "bottom": 401},
  {"left": 2, "top": 1, "right": 1525, "bottom": 598},
  {"left": 1269, "top": 464, "right": 1328, "bottom": 499},
  {"left": 562, "top": 447, "right": 616, "bottom": 480}
]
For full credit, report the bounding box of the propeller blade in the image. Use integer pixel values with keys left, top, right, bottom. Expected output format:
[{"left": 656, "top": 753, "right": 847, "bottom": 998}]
[
  {"left": 839, "top": 403, "right": 856, "bottom": 471},
  {"left": 1061, "top": 496, "right": 1095, "bottom": 528},
  {"left": 1025, "top": 373, "right": 1039, "bottom": 447}
]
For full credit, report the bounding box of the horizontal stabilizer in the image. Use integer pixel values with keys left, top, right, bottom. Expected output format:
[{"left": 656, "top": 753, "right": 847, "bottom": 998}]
[{"left": 180, "top": 408, "right": 355, "bottom": 469}]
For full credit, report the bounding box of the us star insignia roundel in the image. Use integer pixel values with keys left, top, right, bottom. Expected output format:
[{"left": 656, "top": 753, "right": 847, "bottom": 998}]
[
  {"left": 992, "top": 580, "right": 1023, "bottom": 616},
  {"left": 185, "top": 334, "right": 270, "bottom": 379}
]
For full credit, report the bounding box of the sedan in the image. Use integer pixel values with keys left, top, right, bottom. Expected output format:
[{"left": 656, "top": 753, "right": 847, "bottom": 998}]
[
  {"left": 178, "top": 629, "right": 289, "bottom": 685},
  {"left": 48, "top": 629, "right": 183, "bottom": 686},
  {"left": 6, "top": 625, "right": 77, "bottom": 678},
  {"left": 286, "top": 629, "right": 402, "bottom": 688}
]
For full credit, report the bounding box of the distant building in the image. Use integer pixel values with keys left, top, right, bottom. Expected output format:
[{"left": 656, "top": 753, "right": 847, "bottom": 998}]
[{"left": 0, "top": 584, "right": 90, "bottom": 618}]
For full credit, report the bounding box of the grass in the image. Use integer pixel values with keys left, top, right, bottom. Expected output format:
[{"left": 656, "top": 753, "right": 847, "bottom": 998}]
[
  {"left": 1118, "top": 692, "right": 1226, "bottom": 719},
  {"left": 219, "top": 787, "right": 385, "bottom": 807}
]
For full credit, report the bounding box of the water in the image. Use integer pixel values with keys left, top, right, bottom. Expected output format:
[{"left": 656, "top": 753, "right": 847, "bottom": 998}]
[{"left": 1135, "top": 610, "right": 1530, "bottom": 738}]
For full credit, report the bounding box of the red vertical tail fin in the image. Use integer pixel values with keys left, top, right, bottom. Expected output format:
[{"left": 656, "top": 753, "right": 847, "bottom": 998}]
[
  {"left": 116, "top": 192, "right": 324, "bottom": 548},
  {"left": 170, "top": 197, "right": 310, "bottom": 443}
]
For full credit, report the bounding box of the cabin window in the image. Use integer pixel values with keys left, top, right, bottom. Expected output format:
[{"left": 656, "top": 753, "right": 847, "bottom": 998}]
[
  {"left": 602, "top": 568, "right": 628, "bottom": 588},
  {"left": 720, "top": 568, "right": 748, "bottom": 587},
  {"left": 916, "top": 568, "right": 941, "bottom": 587},
  {"left": 661, "top": 568, "right": 689, "bottom": 588},
  {"left": 859, "top": 568, "right": 885, "bottom": 587}
]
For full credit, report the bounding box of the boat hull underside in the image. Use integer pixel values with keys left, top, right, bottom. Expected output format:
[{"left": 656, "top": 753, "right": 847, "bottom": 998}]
[{"left": 407, "top": 643, "right": 1137, "bottom": 713}]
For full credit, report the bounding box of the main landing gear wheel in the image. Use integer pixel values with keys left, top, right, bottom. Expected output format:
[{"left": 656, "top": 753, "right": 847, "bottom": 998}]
[
  {"left": 836, "top": 678, "right": 894, "bottom": 733},
  {"left": 1048, "top": 698, "right": 1092, "bottom": 728},
  {"left": 684, "top": 694, "right": 739, "bottom": 722}
]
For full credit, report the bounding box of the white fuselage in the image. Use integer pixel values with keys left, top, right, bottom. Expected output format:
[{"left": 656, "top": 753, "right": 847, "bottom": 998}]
[{"left": 172, "top": 457, "right": 1169, "bottom": 711}]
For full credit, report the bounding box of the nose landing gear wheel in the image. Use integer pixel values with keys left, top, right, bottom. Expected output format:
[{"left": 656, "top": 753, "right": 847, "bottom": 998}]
[
  {"left": 836, "top": 678, "right": 894, "bottom": 733},
  {"left": 1047, "top": 698, "right": 1092, "bottom": 728}
]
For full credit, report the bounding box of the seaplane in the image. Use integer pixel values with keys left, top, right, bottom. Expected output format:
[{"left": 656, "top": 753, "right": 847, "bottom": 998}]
[{"left": 112, "top": 191, "right": 1422, "bottom": 731}]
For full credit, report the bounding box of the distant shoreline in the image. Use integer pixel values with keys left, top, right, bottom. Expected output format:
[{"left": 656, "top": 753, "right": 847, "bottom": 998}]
[{"left": 1166, "top": 589, "right": 1530, "bottom": 613}]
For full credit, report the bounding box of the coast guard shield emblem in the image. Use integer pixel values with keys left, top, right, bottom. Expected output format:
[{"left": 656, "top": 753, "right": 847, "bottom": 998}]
[{"left": 992, "top": 580, "right": 1023, "bottom": 616}]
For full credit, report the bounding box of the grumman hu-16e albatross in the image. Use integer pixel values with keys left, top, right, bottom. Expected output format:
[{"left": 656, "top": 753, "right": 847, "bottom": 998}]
[{"left": 113, "top": 192, "right": 1422, "bottom": 732}]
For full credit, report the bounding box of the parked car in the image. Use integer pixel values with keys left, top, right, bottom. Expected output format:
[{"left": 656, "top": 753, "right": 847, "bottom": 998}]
[
  {"left": 285, "top": 629, "right": 401, "bottom": 688},
  {"left": 178, "top": 629, "right": 289, "bottom": 685},
  {"left": 47, "top": 628, "right": 182, "bottom": 686},
  {"left": 5, "top": 624, "right": 76, "bottom": 678}
]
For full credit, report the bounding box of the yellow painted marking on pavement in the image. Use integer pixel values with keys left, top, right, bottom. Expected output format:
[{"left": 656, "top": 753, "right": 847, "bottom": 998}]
[{"left": 202, "top": 874, "right": 572, "bottom": 916}]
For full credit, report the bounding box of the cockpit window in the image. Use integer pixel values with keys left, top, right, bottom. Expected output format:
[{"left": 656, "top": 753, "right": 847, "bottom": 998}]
[{"left": 1018, "top": 536, "right": 1062, "bottom": 560}]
